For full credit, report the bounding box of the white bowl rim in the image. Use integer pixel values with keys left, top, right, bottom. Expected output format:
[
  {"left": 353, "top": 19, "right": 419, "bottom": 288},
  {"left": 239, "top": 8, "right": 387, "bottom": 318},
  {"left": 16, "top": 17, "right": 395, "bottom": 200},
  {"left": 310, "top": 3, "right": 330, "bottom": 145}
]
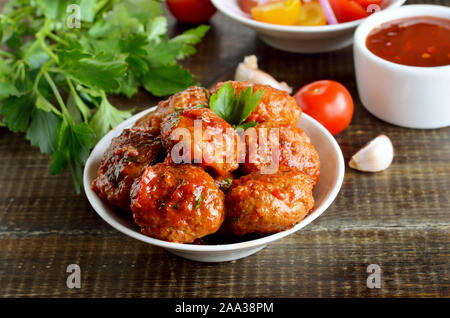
[
  {"left": 83, "top": 108, "right": 345, "bottom": 252},
  {"left": 354, "top": 4, "right": 450, "bottom": 72},
  {"left": 211, "top": 0, "right": 407, "bottom": 33}
]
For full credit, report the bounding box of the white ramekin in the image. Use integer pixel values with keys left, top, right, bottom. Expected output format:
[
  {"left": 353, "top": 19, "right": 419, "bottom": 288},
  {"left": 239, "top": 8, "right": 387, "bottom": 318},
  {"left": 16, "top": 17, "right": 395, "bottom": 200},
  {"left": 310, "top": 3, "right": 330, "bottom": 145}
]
[{"left": 354, "top": 4, "right": 450, "bottom": 129}]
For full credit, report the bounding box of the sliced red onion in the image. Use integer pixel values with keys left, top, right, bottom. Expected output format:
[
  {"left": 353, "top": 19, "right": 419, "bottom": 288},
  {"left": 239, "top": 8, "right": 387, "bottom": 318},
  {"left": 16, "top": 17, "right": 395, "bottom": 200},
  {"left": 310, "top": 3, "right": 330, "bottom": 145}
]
[{"left": 318, "top": 0, "right": 338, "bottom": 25}]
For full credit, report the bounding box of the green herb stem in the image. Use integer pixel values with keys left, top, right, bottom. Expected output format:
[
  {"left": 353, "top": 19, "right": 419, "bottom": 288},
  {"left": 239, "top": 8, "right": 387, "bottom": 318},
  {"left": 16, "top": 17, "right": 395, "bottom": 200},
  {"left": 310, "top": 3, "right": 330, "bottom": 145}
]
[
  {"left": 32, "top": 61, "right": 51, "bottom": 93},
  {"left": 37, "top": 35, "right": 59, "bottom": 63},
  {"left": 66, "top": 77, "right": 90, "bottom": 122},
  {"left": 32, "top": 65, "right": 62, "bottom": 117},
  {"left": 95, "top": 0, "right": 111, "bottom": 14},
  {"left": 46, "top": 32, "right": 70, "bottom": 47},
  {"left": 43, "top": 72, "right": 72, "bottom": 124},
  {"left": 36, "top": 19, "right": 59, "bottom": 64},
  {"left": 0, "top": 49, "right": 15, "bottom": 59}
]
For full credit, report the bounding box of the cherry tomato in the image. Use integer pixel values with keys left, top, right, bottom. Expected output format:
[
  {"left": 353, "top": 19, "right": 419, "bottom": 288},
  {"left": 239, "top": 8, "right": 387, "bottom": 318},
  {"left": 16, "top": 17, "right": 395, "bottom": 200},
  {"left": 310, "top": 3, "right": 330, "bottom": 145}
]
[
  {"left": 166, "top": 0, "right": 216, "bottom": 24},
  {"left": 328, "top": 0, "right": 369, "bottom": 23},
  {"left": 294, "top": 80, "right": 354, "bottom": 135},
  {"left": 354, "top": 0, "right": 382, "bottom": 10}
]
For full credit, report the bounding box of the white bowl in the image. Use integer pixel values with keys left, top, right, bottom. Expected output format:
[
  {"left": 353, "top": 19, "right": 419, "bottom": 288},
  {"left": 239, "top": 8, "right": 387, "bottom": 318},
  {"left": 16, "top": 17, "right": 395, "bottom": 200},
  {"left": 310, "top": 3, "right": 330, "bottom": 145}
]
[
  {"left": 354, "top": 5, "right": 450, "bottom": 129},
  {"left": 211, "top": 0, "right": 406, "bottom": 53},
  {"left": 84, "top": 108, "right": 345, "bottom": 262}
]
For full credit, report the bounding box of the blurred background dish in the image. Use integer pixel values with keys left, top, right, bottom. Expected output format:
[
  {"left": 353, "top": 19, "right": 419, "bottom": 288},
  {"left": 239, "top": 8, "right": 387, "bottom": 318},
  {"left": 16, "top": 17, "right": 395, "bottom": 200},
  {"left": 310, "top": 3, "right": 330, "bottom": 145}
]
[{"left": 211, "top": 0, "right": 406, "bottom": 53}]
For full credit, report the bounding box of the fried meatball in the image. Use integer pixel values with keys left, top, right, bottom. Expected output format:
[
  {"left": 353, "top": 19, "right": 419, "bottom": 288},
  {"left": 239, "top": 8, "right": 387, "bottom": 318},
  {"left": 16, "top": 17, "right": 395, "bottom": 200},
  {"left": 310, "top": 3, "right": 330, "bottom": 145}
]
[
  {"left": 226, "top": 171, "right": 315, "bottom": 236},
  {"left": 130, "top": 164, "right": 225, "bottom": 243},
  {"left": 92, "top": 128, "right": 165, "bottom": 212},
  {"left": 161, "top": 107, "right": 240, "bottom": 177},
  {"left": 241, "top": 121, "right": 320, "bottom": 186},
  {"left": 133, "top": 86, "right": 210, "bottom": 134},
  {"left": 156, "top": 86, "right": 210, "bottom": 120},
  {"left": 133, "top": 111, "right": 163, "bottom": 135},
  {"left": 210, "top": 81, "right": 301, "bottom": 125}
]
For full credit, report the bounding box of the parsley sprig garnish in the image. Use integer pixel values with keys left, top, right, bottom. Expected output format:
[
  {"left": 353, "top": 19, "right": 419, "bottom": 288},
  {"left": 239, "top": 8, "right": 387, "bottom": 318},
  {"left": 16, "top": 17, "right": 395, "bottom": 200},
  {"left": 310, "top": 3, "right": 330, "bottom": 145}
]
[{"left": 209, "top": 83, "right": 263, "bottom": 130}]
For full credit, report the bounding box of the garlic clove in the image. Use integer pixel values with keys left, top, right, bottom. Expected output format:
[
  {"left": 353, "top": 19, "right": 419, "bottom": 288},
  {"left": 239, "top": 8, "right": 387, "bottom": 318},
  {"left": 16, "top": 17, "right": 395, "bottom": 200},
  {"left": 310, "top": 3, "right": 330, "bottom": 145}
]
[
  {"left": 349, "top": 134, "right": 394, "bottom": 172},
  {"left": 235, "top": 55, "right": 293, "bottom": 94},
  {"left": 243, "top": 55, "right": 258, "bottom": 69}
]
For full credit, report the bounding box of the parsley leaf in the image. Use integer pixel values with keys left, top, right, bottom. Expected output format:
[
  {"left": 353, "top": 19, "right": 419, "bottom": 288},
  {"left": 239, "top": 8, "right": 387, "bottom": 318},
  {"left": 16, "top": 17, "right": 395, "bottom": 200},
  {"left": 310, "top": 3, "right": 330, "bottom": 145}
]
[
  {"left": 0, "top": 94, "right": 34, "bottom": 132},
  {"left": 50, "top": 119, "right": 95, "bottom": 193},
  {"left": 171, "top": 25, "right": 210, "bottom": 59},
  {"left": 0, "top": 78, "right": 19, "bottom": 98},
  {"left": 119, "top": 34, "right": 149, "bottom": 57},
  {"left": 112, "top": 72, "right": 139, "bottom": 98},
  {"left": 142, "top": 65, "right": 197, "bottom": 97},
  {"left": 236, "top": 121, "right": 258, "bottom": 130},
  {"left": 119, "top": 0, "right": 163, "bottom": 25},
  {"left": 145, "top": 40, "right": 184, "bottom": 67},
  {"left": 209, "top": 83, "right": 263, "bottom": 128},
  {"left": 67, "top": 88, "right": 91, "bottom": 123},
  {"left": 215, "top": 178, "right": 233, "bottom": 191},
  {"left": 26, "top": 108, "right": 62, "bottom": 155},
  {"left": 36, "top": 0, "right": 68, "bottom": 20},
  {"left": 20, "top": 40, "right": 50, "bottom": 70},
  {"left": 58, "top": 50, "right": 127, "bottom": 91},
  {"left": 209, "top": 82, "right": 237, "bottom": 123},
  {"left": 89, "top": 93, "right": 133, "bottom": 142},
  {"left": 35, "top": 94, "right": 62, "bottom": 116},
  {"left": 147, "top": 16, "right": 167, "bottom": 41},
  {"left": 79, "top": 0, "right": 97, "bottom": 23},
  {"left": 237, "top": 87, "right": 264, "bottom": 125},
  {"left": 195, "top": 193, "right": 203, "bottom": 210}
]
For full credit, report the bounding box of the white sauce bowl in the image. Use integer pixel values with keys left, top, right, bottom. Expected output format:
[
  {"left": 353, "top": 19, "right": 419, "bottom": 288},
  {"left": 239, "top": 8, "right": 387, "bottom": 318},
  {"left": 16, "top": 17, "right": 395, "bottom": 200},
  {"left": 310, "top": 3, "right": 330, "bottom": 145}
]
[{"left": 354, "top": 4, "right": 450, "bottom": 129}]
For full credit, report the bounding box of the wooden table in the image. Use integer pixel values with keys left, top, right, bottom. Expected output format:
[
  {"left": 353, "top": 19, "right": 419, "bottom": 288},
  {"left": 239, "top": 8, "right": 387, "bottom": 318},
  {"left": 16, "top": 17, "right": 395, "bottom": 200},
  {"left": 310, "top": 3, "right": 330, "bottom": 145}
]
[{"left": 0, "top": 0, "right": 449, "bottom": 298}]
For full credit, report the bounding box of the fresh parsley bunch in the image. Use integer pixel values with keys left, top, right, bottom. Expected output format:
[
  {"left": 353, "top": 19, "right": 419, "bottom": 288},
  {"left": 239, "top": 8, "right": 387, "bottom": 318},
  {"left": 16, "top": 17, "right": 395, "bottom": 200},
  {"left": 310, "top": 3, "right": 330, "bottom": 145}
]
[{"left": 0, "top": 0, "right": 208, "bottom": 192}]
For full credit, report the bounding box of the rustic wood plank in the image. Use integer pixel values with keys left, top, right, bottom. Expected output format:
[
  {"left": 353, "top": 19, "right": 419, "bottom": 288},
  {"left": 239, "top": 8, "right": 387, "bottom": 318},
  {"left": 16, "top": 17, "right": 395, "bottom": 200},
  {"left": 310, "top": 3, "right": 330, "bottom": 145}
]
[{"left": 0, "top": 228, "right": 447, "bottom": 297}]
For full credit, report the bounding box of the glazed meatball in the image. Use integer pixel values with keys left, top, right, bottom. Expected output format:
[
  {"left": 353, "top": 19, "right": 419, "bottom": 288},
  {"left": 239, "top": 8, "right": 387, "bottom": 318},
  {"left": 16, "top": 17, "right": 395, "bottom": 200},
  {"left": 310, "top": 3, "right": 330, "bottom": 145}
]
[
  {"left": 210, "top": 81, "right": 301, "bottom": 125},
  {"left": 130, "top": 164, "right": 225, "bottom": 243},
  {"left": 156, "top": 86, "right": 210, "bottom": 119},
  {"left": 161, "top": 106, "right": 240, "bottom": 177},
  {"left": 92, "top": 128, "right": 165, "bottom": 212},
  {"left": 133, "top": 86, "right": 210, "bottom": 134},
  {"left": 226, "top": 171, "right": 315, "bottom": 236},
  {"left": 133, "top": 112, "right": 163, "bottom": 135},
  {"left": 241, "top": 121, "right": 320, "bottom": 186}
]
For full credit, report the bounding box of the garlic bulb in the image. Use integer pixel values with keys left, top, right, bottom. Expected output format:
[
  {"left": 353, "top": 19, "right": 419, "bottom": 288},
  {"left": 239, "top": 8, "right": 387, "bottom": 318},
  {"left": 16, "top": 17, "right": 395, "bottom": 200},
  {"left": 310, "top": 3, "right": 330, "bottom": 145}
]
[
  {"left": 349, "top": 135, "right": 394, "bottom": 172},
  {"left": 235, "top": 55, "right": 293, "bottom": 94}
]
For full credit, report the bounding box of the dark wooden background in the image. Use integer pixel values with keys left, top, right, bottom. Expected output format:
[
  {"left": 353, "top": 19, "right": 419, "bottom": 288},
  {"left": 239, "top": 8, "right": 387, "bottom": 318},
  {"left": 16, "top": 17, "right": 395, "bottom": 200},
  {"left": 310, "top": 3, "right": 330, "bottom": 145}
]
[{"left": 0, "top": 0, "right": 449, "bottom": 297}]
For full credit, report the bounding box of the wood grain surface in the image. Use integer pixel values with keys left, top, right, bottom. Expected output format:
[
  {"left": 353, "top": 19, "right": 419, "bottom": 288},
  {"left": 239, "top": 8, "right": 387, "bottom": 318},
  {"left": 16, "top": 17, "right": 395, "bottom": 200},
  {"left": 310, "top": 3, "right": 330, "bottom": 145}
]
[{"left": 0, "top": 0, "right": 449, "bottom": 298}]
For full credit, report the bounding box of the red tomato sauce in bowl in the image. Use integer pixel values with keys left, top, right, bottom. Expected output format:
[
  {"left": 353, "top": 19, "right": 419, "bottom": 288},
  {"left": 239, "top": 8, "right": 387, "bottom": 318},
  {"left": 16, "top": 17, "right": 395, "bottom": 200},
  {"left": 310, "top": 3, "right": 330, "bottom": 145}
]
[{"left": 366, "top": 16, "right": 450, "bottom": 67}]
